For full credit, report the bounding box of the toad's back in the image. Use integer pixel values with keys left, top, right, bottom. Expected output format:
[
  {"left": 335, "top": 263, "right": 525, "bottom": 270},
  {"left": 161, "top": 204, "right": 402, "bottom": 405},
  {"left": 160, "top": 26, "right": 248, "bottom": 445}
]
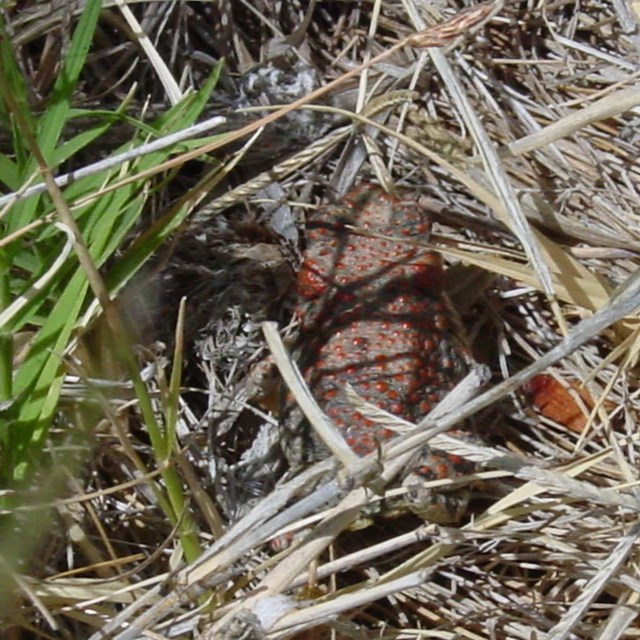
[{"left": 288, "top": 184, "right": 470, "bottom": 472}]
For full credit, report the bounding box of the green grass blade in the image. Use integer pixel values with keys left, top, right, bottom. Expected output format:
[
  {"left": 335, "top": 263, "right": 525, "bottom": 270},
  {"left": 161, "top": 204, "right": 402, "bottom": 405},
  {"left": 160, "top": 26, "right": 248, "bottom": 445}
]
[
  {"left": 4, "top": 0, "right": 102, "bottom": 235},
  {"left": 0, "top": 153, "right": 19, "bottom": 191},
  {"left": 0, "top": 16, "right": 36, "bottom": 169},
  {"left": 34, "top": 0, "right": 102, "bottom": 165}
]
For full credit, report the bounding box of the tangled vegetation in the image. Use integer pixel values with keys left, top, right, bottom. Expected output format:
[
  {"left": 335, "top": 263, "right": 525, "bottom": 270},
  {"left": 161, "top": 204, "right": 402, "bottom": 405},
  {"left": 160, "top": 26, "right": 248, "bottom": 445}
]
[{"left": 1, "top": 1, "right": 640, "bottom": 638}]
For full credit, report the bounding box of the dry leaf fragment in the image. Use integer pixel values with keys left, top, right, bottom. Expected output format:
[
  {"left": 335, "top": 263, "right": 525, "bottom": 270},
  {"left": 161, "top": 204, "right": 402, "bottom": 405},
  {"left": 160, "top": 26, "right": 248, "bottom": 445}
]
[{"left": 523, "top": 374, "right": 595, "bottom": 434}]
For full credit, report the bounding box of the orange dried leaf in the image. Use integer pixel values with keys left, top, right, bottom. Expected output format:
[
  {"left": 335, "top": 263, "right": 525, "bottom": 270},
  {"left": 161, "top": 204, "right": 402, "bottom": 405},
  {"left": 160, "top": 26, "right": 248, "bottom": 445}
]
[{"left": 524, "top": 374, "right": 595, "bottom": 434}]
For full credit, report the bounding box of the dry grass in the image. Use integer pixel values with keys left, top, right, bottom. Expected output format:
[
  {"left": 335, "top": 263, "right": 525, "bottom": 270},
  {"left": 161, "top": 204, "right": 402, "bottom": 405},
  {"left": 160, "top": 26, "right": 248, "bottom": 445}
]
[{"left": 4, "top": 0, "right": 640, "bottom": 638}]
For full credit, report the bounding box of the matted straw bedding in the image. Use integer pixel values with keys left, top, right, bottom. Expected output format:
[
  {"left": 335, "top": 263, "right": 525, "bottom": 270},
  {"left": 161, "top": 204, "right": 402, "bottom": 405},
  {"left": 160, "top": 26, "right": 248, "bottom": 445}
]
[{"left": 9, "top": 0, "right": 640, "bottom": 638}]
